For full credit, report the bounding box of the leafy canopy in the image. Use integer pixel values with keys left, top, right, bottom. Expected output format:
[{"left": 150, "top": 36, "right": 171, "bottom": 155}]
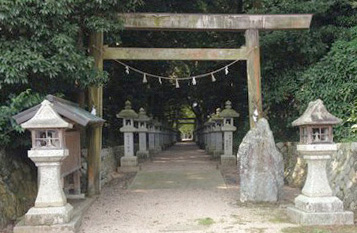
[{"left": 0, "top": 0, "right": 142, "bottom": 147}]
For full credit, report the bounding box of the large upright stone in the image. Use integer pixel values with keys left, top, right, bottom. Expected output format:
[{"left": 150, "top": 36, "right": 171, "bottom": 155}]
[{"left": 238, "top": 118, "right": 284, "bottom": 202}]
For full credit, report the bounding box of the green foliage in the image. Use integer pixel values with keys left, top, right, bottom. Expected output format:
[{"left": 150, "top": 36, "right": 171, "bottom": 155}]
[
  {"left": 347, "top": 101, "right": 357, "bottom": 133},
  {"left": 295, "top": 26, "right": 357, "bottom": 140},
  {"left": 0, "top": 0, "right": 142, "bottom": 148},
  {"left": 178, "top": 106, "right": 196, "bottom": 137},
  {"left": 0, "top": 90, "right": 42, "bottom": 146},
  {"left": 257, "top": 0, "right": 357, "bottom": 141},
  {"left": 1, "top": 0, "right": 356, "bottom": 147}
]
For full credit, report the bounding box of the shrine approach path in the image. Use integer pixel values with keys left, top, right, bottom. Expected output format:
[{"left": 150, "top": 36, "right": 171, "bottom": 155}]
[{"left": 79, "top": 142, "right": 299, "bottom": 233}]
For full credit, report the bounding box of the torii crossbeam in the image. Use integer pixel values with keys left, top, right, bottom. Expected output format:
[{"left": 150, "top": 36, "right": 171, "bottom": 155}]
[{"left": 87, "top": 13, "right": 312, "bottom": 195}]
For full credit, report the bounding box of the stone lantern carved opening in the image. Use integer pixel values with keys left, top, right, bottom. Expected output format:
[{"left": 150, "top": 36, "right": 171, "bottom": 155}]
[
  {"left": 126, "top": 119, "right": 131, "bottom": 126},
  {"left": 312, "top": 126, "right": 330, "bottom": 143},
  {"left": 300, "top": 126, "right": 332, "bottom": 144},
  {"left": 34, "top": 129, "right": 63, "bottom": 149}
]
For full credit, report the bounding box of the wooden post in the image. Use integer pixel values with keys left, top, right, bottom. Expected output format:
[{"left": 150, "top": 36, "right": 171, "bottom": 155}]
[
  {"left": 245, "top": 29, "right": 262, "bottom": 128},
  {"left": 87, "top": 32, "right": 103, "bottom": 196}
]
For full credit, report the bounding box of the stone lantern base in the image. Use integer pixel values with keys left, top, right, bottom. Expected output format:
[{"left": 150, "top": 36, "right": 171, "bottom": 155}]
[
  {"left": 136, "top": 150, "right": 150, "bottom": 159},
  {"left": 287, "top": 196, "right": 354, "bottom": 225},
  {"left": 25, "top": 203, "right": 73, "bottom": 225},
  {"left": 119, "top": 156, "right": 139, "bottom": 172},
  {"left": 220, "top": 155, "right": 236, "bottom": 166},
  {"left": 14, "top": 197, "right": 96, "bottom": 233},
  {"left": 213, "top": 150, "right": 223, "bottom": 158}
]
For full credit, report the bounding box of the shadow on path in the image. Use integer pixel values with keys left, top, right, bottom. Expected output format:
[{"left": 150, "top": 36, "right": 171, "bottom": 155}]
[
  {"left": 130, "top": 142, "right": 225, "bottom": 190},
  {"left": 79, "top": 142, "right": 311, "bottom": 233}
]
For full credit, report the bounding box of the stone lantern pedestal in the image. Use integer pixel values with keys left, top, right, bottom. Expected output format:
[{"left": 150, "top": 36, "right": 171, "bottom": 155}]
[
  {"left": 136, "top": 108, "right": 150, "bottom": 158},
  {"left": 287, "top": 144, "right": 354, "bottom": 225},
  {"left": 221, "top": 125, "right": 236, "bottom": 166},
  {"left": 204, "top": 121, "right": 215, "bottom": 155},
  {"left": 212, "top": 109, "right": 223, "bottom": 158},
  {"left": 120, "top": 129, "right": 138, "bottom": 168},
  {"left": 117, "top": 101, "right": 139, "bottom": 171},
  {"left": 213, "top": 129, "right": 223, "bottom": 158},
  {"left": 25, "top": 149, "right": 73, "bottom": 225},
  {"left": 148, "top": 124, "right": 156, "bottom": 155},
  {"left": 137, "top": 131, "right": 149, "bottom": 158},
  {"left": 153, "top": 120, "right": 162, "bottom": 153}
]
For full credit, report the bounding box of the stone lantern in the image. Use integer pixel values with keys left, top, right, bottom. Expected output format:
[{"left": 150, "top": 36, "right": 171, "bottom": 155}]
[
  {"left": 204, "top": 117, "right": 215, "bottom": 154},
  {"left": 20, "top": 100, "right": 74, "bottom": 225},
  {"left": 287, "top": 99, "right": 354, "bottom": 225},
  {"left": 116, "top": 100, "right": 139, "bottom": 170},
  {"left": 136, "top": 107, "right": 150, "bottom": 158},
  {"left": 220, "top": 100, "right": 239, "bottom": 166},
  {"left": 212, "top": 108, "right": 224, "bottom": 158},
  {"left": 153, "top": 119, "right": 162, "bottom": 152},
  {"left": 147, "top": 118, "right": 156, "bottom": 155}
]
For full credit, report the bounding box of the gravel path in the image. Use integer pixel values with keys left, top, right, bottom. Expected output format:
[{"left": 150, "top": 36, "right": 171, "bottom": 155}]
[{"left": 79, "top": 142, "right": 299, "bottom": 233}]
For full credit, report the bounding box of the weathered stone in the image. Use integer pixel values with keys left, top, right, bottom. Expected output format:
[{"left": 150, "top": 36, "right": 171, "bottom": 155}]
[
  {"left": 25, "top": 204, "right": 73, "bottom": 225},
  {"left": 14, "top": 197, "right": 96, "bottom": 233},
  {"left": 120, "top": 156, "right": 138, "bottom": 167},
  {"left": 0, "top": 149, "right": 37, "bottom": 228},
  {"left": 287, "top": 206, "right": 354, "bottom": 226},
  {"left": 287, "top": 133, "right": 354, "bottom": 226},
  {"left": 238, "top": 118, "right": 284, "bottom": 202}
]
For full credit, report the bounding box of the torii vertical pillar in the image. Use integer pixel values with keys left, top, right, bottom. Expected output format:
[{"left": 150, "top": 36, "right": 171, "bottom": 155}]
[
  {"left": 88, "top": 32, "right": 103, "bottom": 196},
  {"left": 245, "top": 29, "right": 262, "bottom": 128}
]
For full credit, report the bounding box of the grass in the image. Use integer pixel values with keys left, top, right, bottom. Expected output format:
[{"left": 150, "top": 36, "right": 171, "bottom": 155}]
[
  {"left": 281, "top": 225, "right": 357, "bottom": 233},
  {"left": 267, "top": 210, "right": 292, "bottom": 223},
  {"left": 196, "top": 217, "right": 215, "bottom": 226}
]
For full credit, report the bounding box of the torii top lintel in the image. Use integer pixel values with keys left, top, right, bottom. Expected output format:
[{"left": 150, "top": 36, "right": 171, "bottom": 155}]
[{"left": 119, "top": 13, "right": 312, "bottom": 31}]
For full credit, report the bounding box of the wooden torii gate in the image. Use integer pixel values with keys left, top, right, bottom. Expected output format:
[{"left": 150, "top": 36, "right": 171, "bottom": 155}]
[{"left": 87, "top": 13, "right": 312, "bottom": 195}]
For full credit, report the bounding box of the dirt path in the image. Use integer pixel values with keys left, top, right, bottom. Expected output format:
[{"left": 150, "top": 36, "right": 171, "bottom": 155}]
[{"left": 78, "top": 142, "right": 354, "bottom": 233}]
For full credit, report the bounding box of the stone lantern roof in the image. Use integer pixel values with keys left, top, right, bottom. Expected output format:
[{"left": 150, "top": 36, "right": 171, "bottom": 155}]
[
  {"left": 204, "top": 114, "right": 216, "bottom": 126},
  {"left": 154, "top": 119, "right": 162, "bottom": 127},
  {"left": 211, "top": 108, "right": 223, "bottom": 122},
  {"left": 203, "top": 121, "right": 211, "bottom": 126},
  {"left": 21, "top": 100, "right": 72, "bottom": 129},
  {"left": 13, "top": 95, "right": 105, "bottom": 127},
  {"left": 137, "top": 108, "right": 150, "bottom": 122},
  {"left": 292, "top": 99, "right": 342, "bottom": 126},
  {"left": 220, "top": 100, "right": 240, "bottom": 118},
  {"left": 116, "top": 100, "right": 138, "bottom": 119},
  {"left": 150, "top": 118, "right": 161, "bottom": 127}
]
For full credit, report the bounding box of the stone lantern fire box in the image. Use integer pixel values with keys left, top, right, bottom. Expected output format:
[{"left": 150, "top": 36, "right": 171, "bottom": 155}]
[
  {"left": 287, "top": 99, "right": 354, "bottom": 225},
  {"left": 12, "top": 95, "right": 104, "bottom": 231}
]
